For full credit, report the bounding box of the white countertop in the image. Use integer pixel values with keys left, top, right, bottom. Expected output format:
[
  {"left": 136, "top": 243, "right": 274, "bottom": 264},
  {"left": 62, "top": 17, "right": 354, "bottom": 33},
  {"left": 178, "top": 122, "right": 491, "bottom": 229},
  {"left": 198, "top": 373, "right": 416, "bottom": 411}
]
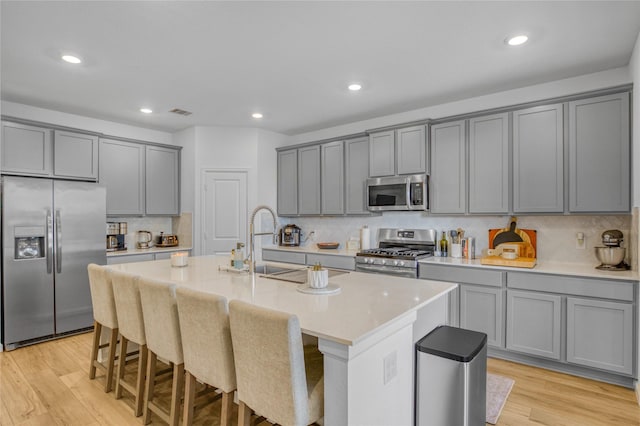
[
  {"left": 109, "top": 255, "right": 456, "bottom": 346},
  {"left": 420, "top": 256, "right": 639, "bottom": 281},
  {"left": 106, "top": 246, "right": 192, "bottom": 257},
  {"left": 263, "top": 244, "right": 360, "bottom": 257}
]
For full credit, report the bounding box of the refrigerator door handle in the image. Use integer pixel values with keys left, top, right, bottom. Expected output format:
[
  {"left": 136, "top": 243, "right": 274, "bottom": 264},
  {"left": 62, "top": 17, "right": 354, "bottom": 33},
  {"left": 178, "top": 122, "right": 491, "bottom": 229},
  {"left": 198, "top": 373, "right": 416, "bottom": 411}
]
[
  {"left": 56, "top": 209, "right": 62, "bottom": 273},
  {"left": 46, "top": 210, "right": 53, "bottom": 274}
]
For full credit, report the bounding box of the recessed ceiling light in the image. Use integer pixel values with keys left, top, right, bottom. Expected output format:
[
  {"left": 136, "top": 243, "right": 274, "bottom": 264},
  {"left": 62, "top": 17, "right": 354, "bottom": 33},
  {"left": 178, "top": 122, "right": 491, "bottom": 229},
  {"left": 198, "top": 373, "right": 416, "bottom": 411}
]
[
  {"left": 252, "top": 113, "right": 263, "bottom": 119},
  {"left": 506, "top": 35, "right": 528, "bottom": 46},
  {"left": 140, "top": 108, "right": 153, "bottom": 114},
  {"left": 348, "top": 83, "right": 362, "bottom": 91},
  {"left": 61, "top": 55, "right": 82, "bottom": 64}
]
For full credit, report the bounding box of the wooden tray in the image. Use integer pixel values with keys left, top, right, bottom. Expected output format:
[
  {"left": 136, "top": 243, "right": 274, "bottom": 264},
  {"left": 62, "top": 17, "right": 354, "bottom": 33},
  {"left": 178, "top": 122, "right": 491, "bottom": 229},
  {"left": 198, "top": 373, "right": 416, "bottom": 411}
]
[{"left": 480, "top": 256, "right": 537, "bottom": 268}]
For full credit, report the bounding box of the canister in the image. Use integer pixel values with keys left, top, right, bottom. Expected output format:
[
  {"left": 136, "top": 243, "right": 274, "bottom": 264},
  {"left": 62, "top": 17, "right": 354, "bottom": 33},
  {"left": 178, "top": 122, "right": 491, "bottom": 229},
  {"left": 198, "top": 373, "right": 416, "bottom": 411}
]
[{"left": 466, "top": 237, "right": 475, "bottom": 259}]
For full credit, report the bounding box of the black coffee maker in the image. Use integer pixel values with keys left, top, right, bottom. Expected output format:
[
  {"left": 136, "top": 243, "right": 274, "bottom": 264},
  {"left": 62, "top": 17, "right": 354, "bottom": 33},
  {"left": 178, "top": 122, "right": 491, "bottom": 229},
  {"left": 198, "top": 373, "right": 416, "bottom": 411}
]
[{"left": 280, "top": 224, "right": 301, "bottom": 247}]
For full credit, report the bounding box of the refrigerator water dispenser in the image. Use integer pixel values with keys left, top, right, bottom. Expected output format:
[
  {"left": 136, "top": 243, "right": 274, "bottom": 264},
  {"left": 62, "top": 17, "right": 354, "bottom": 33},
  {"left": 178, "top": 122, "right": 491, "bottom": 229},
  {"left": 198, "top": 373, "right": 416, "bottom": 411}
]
[{"left": 14, "top": 226, "right": 45, "bottom": 259}]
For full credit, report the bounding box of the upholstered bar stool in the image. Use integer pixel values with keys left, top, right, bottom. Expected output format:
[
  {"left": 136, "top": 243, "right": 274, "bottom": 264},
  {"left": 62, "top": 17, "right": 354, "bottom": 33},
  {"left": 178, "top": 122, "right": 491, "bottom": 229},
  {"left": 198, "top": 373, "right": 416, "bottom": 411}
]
[
  {"left": 229, "top": 300, "right": 324, "bottom": 426},
  {"left": 87, "top": 263, "right": 119, "bottom": 393},
  {"left": 175, "top": 288, "right": 237, "bottom": 426},
  {"left": 111, "top": 270, "right": 147, "bottom": 417},
  {"left": 138, "top": 277, "right": 185, "bottom": 426}
]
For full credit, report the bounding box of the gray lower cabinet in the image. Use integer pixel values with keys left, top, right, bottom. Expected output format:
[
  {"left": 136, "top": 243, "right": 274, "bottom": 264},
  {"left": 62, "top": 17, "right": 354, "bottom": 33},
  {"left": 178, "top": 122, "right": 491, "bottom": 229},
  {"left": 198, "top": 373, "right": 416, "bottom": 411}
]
[
  {"left": 569, "top": 92, "right": 630, "bottom": 212},
  {"left": 277, "top": 149, "right": 298, "bottom": 215},
  {"left": 566, "top": 297, "right": 633, "bottom": 375},
  {"left": 145, "top": 145, "right": 180, "bottom": 215},
  {"left": 100, "top": 138, "right": 145, "bottom": 216},
  {"left": 468, "top": 113, "right": 509, "bottom": 214},
  {"left": 321, "top": 141, "right": 344, "bottom": 214},
  {"left": 262, "top": 248, "right": 306, "bottom": 265},
  {"left": 306, "top": 253, "right": 355, "bottom": 270},
  {"left": 460, "top": 284, "right": 504, "bottom": 348},
  {"left": 53, "top": 130, "right": 99, "bottom": 180},
  {"left": 298, "top": 145, "right": 321, "bottom": 215},
  {"left": 513, "top": 104, "right": 564, "bottom": 213},
  {"left": 107, "top": 253, "right": 155, "bottom": 264},
  {"left": 430, "top": 120, "right": 466, "bottom": 213},
  {"left": 369, "top": 130, "right": 395, "bottom": 177},
  {"left": 506, "top": 290, "right": 561, "bottom": 360},
  {"left": 345, "top": 137, "right": 370, "bottom": 214}
]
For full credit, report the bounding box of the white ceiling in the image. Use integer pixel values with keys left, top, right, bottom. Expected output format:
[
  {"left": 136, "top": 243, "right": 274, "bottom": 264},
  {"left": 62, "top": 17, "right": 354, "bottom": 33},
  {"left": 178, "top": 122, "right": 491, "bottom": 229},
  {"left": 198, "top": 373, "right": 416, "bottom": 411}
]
[{"left": 2, "top": 1, "right": 640, "bottom": 136}]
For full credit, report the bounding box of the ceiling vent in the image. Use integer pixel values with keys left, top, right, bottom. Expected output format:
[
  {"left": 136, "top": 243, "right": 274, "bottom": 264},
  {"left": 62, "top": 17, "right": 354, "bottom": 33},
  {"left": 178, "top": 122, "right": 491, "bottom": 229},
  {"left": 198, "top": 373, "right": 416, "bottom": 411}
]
[{"left": 169, "top": 108, "right": 193, "bottom": 116}]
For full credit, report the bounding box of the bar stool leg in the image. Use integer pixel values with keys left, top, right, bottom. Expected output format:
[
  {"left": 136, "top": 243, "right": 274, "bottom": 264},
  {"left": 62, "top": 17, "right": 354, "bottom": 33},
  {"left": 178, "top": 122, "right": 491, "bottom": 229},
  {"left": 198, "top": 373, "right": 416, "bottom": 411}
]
[
  {"left": 89, "top": 321, "right": 102, "bottom": 379},
  {"left": 104, "top": 327, "right": 119, "bottom": 392},
  {"left": 221, "top": 391, "right": 234, "bottom": 426},
  {"left": 238, "top": 401, "right": 252, "bottom": 426},
  {"left": 134, "top": 344, "right": 148, "bottom": 417},
  {"left": 115, "top": 335, "right": 128, "bottom": 399},
  {"left": 143, "top": 349, "right": 157, "bottom": 425},
  {"left": 169, "top": 363, "right": 185, "bottom": 426},
  {"left": 183, "top": 371, "right": 197, "bottom": 426}
]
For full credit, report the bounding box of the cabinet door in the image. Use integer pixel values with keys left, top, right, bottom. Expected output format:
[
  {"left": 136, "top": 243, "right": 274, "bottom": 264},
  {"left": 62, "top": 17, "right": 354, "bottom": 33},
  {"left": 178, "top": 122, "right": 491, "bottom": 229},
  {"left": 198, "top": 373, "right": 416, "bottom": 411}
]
[
  {"left": 345, "top": 137, "right": 370, "bottom": 214},
  {"left": 569, "top": 93, "right": 630, "bottom": 212},
  {"left": 369, "top": 130, "right": 395, "bottom": 177},
  {"left": 277, "top": 149, "right": 298, "bottom": 216},
  {"left": 460, "top": 284, "right": 503, "bottom": 347},
  {"left": 99, "top": 139, "right": 145, "bottom": 216},
  {"left": 430, "top": 120, "right": 466, "bottom": 214},
  {"left": 396, "top": 125, "right": 427, "bottom": 175},
  {"left": 513, "top": 104, "right": 564, "bottom": 212},
  {"left": 321, "top": 141, "right": 344, "bottom": 214},
  {"left": 298, "top": 145, "right": 321, "bottom": 215},
  {"left": 567, "top": 297, "right": 633, "bottom": 375},
  {"left": 53, "top": 130, "right": 98, "bottom": 180},
  {"left": 468, "top": 113, "right": 509, "bottom": 213},
  {"left": 1, "top": 121, "right": 52, "bottom": 176},
  {"left": 146, "top": 145, "right": 180, "bottom": 215},
  {"left": 506, "top": 290, "right": 561, "bottom": 360}
]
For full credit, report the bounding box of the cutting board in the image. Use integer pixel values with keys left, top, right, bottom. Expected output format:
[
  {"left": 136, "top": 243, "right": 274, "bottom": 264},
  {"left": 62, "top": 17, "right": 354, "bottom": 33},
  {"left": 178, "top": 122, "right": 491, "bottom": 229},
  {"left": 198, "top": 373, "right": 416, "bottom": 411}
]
[
  {"left": 480, "top": 256, "right": 537, "bottom": 268},
  {"left": 489, "top": 226, "right": 537, "bottom": 254}
]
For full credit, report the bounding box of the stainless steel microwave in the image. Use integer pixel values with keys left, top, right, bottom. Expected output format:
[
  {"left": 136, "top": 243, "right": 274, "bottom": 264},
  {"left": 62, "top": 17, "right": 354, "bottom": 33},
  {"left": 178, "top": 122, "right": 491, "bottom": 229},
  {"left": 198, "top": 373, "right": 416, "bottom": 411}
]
[{"left": 366, "top": 174, "right": 428, "bottom": 211}]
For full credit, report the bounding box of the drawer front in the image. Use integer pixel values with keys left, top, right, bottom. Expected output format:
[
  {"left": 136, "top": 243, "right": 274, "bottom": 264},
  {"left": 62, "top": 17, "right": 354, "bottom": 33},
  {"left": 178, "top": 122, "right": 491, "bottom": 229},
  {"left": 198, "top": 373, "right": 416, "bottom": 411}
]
[
  {"left": 507, "top": 272, "right": 635, "bottom": 302},
  {"left": 307, "top": 253, "right": 355, "bottom": 271},
  {"left": 262, "top": 249, "right": 306, "bottom": 265},
  {"left": 419, "top": 264, "right": 504, "bottom": 287},
  {"left": 107, "top": 254, "right": 155, "bottom": 264}
]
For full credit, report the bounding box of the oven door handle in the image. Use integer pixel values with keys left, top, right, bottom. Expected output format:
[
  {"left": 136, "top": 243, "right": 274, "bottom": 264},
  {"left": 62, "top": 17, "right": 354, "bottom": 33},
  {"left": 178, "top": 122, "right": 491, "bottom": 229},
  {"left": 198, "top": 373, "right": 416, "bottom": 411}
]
[{"left": 356, "top": 264, "right": 416, "bottom": 278}]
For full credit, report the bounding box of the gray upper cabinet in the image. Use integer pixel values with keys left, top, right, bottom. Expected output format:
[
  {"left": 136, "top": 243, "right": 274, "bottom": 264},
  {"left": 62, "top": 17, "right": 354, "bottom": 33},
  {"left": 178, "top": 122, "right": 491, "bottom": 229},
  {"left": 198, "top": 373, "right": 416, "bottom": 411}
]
[
  {"left": 277, "top": 149, "right": 298, "bottom": 216},
  {"left": 298, "top": 145, "right": 321, "bottom": 215},
  {"left": 1, "top": 121, "right": 52, "bottom": 176},
  {"left": 468, "top": 113, "right": 509, "bottom": 214},
  {"left": 569, "top": 93, "right": 630, "bottom": 212},
  {"left": 321, "top": 141, "right": 344, "bottom": 215},
  {"left": 1, "top": 122, "right": 98, "bottom": 181},
  {"left": 396, "top": 125, "right": 427, "bottom": 175},
  {"left": 506, "top": 290, "right": 561, "bottom": 360},
  {"left": 430, "top": 120, "right": 466, "bottom": 214},
  {"left": 345, "top": 137, "right": 370, "bottom": 214},
  {"left": 99, "top": 138, "right": 145, "bottom": 216},
  {"left": 145, "top": 145, "right": 180, "bottom": 215},
  {"left": 513, "top": 104, "right": 564, "bottom": 213},
  {"left": 53, "top": 130, "right": 98, "bottom": 180},
  {"left": 369, "top": 130, "right": 395, "bottom": 177},
  {"left": 566, "top": 297, "right": 633, "bottom": 375}
]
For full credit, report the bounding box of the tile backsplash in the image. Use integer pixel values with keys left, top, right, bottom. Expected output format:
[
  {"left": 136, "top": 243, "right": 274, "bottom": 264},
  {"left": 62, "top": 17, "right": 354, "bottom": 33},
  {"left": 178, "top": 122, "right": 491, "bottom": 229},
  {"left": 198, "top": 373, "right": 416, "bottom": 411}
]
[
  {"left": 109, "top": 216, "right": 172, "bottom": 249},
  {"left": 286, "top": 213, "right": 632, "bottom": 267}
]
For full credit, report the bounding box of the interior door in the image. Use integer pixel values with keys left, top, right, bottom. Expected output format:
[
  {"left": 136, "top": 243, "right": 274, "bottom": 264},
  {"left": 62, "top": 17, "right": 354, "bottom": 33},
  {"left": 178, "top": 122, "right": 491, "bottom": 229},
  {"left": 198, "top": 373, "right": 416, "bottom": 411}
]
[
  {"left": 2, "top": 176, "right": 54, "bottom": 345},
  {"left": 203, "top": 171, "right": 247, "bottom": 255}
]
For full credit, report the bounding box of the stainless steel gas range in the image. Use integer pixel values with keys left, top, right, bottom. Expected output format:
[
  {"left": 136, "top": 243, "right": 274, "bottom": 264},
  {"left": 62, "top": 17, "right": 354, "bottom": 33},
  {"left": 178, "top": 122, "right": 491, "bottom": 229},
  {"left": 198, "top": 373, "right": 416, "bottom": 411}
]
[{"left": 355, "top": 228, "right": 436, "bottom": 278}]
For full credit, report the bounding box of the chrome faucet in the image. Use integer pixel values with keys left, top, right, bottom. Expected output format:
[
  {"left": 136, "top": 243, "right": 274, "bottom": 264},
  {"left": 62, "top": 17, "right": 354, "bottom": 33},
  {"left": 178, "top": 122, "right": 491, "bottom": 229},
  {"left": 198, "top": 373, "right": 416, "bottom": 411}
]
[{"left": 247, "top": 205, "right": 278, "bottom": 273}]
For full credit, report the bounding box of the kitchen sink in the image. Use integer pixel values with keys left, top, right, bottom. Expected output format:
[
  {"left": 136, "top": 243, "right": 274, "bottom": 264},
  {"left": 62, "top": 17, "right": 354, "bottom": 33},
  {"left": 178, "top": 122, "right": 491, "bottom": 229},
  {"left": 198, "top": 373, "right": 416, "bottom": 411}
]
[{"left": 254, "top": 264, "right": 348, "bottom": 284}]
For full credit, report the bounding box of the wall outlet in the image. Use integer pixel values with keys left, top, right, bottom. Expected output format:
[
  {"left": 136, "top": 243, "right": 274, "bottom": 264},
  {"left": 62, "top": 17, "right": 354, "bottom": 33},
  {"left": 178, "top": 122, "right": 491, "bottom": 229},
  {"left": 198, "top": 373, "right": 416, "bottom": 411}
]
[
  {"left": 576, "top": 232, "right": 586, "bottom": 250},
  {"left": 383, "top": 351, "right": 397, "bottom": 385}
]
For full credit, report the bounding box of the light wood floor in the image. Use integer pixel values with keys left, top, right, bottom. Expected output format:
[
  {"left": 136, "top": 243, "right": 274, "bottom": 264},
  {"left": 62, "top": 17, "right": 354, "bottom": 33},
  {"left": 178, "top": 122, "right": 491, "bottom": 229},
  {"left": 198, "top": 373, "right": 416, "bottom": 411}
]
[{"left": 1, "top": 332, "right": 640, "bottom": 425}]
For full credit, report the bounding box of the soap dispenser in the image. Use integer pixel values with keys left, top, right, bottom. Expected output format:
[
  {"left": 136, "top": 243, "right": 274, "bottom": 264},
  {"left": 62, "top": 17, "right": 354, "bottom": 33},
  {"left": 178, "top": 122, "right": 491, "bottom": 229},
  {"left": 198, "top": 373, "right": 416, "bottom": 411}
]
[{"left": 234, "top": 242, "right": 245, "bottom": 269}]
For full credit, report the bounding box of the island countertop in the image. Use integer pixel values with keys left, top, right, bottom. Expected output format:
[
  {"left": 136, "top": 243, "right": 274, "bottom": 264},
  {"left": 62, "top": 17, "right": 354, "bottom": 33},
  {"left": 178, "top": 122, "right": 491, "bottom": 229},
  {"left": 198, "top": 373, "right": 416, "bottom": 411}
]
[{"left": 109, "top": 255, "right": 456, "bottom": 346}]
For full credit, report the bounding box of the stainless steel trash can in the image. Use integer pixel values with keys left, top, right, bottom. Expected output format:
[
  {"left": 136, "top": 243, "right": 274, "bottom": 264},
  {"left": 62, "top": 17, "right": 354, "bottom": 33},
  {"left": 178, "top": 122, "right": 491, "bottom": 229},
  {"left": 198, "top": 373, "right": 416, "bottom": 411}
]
[{"left": 415, "top": 325, "right": 487, "bottom": 426}]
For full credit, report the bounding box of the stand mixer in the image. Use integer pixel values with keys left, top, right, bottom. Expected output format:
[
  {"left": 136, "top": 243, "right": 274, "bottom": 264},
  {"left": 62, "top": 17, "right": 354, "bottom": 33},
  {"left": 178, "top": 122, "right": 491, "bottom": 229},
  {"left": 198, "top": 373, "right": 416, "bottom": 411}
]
[{"left": 595, "top": 230, "right": 630, "bottom": 271}]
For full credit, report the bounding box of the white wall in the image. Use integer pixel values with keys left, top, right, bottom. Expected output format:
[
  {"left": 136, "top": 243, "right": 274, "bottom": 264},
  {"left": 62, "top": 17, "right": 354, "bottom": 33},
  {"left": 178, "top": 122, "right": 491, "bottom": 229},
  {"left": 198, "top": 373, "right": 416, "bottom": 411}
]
[
  {"left": 1, "top": 101, "right": 173, "bottom": 144},
  {"left": 289, "top": 67, "right": 631, "bottom": 145}
]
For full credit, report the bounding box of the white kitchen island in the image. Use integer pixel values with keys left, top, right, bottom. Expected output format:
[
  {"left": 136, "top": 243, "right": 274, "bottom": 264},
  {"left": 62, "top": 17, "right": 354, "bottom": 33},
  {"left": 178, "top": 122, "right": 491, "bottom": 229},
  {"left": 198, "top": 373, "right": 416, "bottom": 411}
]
[{"left": 110, "top": 255, "right": 456, "bottom": 426}]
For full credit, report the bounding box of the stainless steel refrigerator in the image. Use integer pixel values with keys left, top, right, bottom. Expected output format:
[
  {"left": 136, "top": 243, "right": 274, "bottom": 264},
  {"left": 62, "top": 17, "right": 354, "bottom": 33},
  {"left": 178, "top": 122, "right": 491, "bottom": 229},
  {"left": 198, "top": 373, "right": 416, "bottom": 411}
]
[{"left": 2, "top": 176, "right": 106, "bottom": 350}]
